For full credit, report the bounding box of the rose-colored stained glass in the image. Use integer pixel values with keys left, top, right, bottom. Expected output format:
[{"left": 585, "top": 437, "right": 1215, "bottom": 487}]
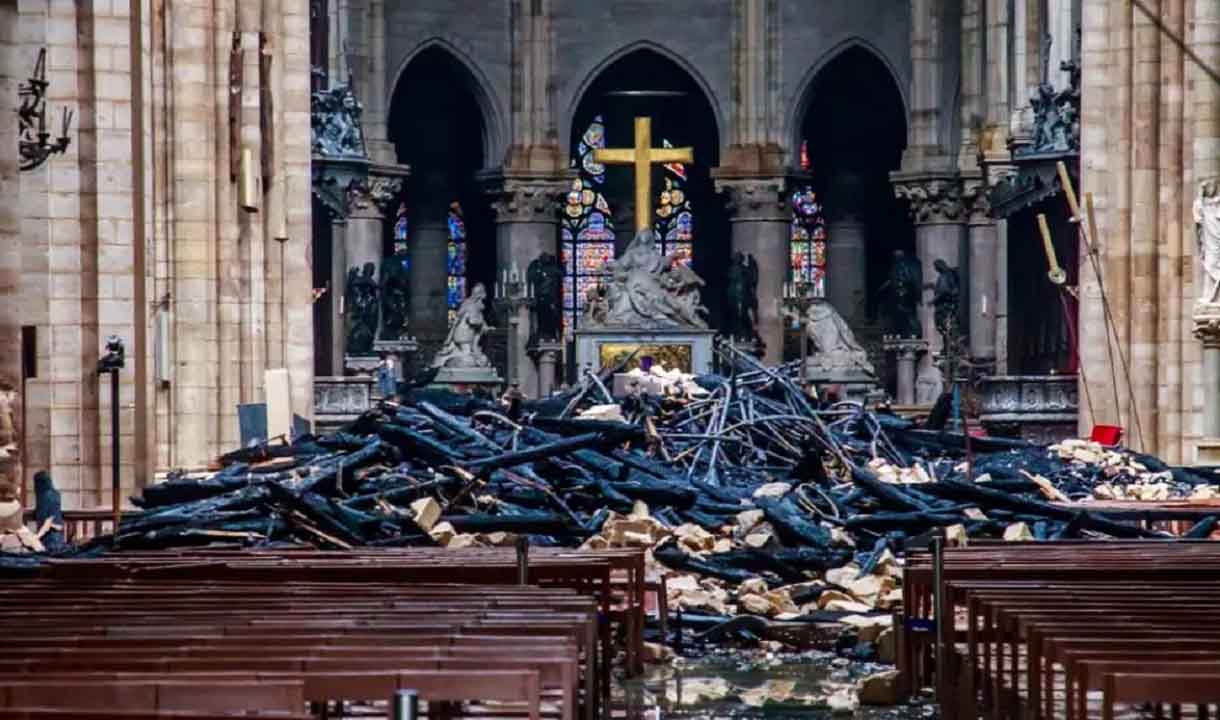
[
  {"left": 789, "top": 179, "right": 827, "bottom": 296},
  {"left": 653, "top": 160, "right": 695, "bottom": 262},
  {"left": 576, "top": 243, "right": 613, "bottom": 273},
  {"left": 561, "top": 240, "right": 575, "bottom": 274},
  {"left": 575, "top": 275, "right": 602, "bottom": 302},
  {"left": 564, "top": 116, "right": 616, "bottom": 330}
]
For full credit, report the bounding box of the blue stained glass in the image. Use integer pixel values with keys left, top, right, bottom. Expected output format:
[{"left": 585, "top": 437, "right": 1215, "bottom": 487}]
[
  {"left": 447, "top": 276, "right": 466, "bottom": 310},
  {"left": 447, "top": 213, "right": 465, "bottom": 240},
  {"left": 564, "top": 117, "right": 616, "bottom": 330},
  {"left": 447, "top": 241, "right": 465, "bottom": 275}
]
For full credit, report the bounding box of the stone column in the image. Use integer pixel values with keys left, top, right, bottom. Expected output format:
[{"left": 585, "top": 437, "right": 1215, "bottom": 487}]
[
  {"left": 484, "top": 175, "right": 566, "bottom": 395},
  {"left": 342, "top": 171, "right": 403, "bottom": 368},
  {"left": 892, "top": 174, "right": 967, "bottom": 393},
  {"left": 532, "top": 344, "right": 562, "bottom": 398},
  {"left": 825, "top": 172, "right": 868, "bottom": 327},
  {"left": 363, "top": 0, "right": 395, "bottom": 164},
  {"left": 1196, "top": 317, "right": 1220, "bottom": 439},
  {"left": 329, "top": 219, "right": 348, "bottom": 374},
  {"left": 0, "top": 0, "right": 19, "bottom": 497},
  {"left": 963, "top": 177, "right": 998, "bottom": 368},
  {"left": 716, "top": 176, "right": 791, "bottom": 365},
  {"left": 884, "top": 338, "right": 927, "bottom": 405},
  {"left": 409, "top": 170, "right": 458, "bottom": 349}
]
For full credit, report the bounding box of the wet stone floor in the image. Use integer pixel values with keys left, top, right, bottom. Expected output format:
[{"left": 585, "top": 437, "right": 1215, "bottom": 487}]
[{"left": 614, "top": 650, "right": 938, "bottom": 720}]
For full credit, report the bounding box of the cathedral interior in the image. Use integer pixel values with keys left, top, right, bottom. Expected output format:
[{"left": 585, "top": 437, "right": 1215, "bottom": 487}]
[{"left": 3, "top": 2, "right": 1220, "bottom": 718}]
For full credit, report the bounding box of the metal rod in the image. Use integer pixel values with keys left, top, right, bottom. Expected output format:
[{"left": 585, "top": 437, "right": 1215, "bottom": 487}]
[
  {"left": 110, "top": 368, "right": 120, "bottom": 533},
  {"left": 392, "top": 690, "right": 419, "bottom": 720},
  {"left": 932, "top": 534, "right": 945, "bottom": 697},
  {"left": 516, "top": 534, "right": 530, "bottom": 585}
]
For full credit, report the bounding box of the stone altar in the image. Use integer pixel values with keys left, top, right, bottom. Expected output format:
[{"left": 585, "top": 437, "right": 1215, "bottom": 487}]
[{"left": 978, "top": 374, "right": 1079, "bottom": 445}]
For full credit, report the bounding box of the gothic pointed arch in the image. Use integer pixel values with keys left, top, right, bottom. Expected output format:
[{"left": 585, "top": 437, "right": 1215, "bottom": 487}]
[
  {"left": 388, "top": 38, "right": 506, "bottom": 169},
  {"left": 786, "top": 38, "right": 909, "bottom": 167},
  {"left": 387, "top": 44, "right": 497, "bottom": 352},
  {"left": 566, "top": 47, "right": 728, "bottom": 328}
]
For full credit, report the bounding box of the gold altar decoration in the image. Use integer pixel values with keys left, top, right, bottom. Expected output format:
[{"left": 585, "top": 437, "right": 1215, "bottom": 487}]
[
  {"left": 593, "top": 116, "right": 694, "bottom": 232},
  {"left": 598, "top": 342, "right": 693, "bottom": 373}
]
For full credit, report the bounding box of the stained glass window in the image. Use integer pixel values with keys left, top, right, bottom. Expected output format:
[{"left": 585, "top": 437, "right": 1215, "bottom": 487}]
[
  {"left": 446, "top": 202, "right": 467, "bottom": 324},
  {"left": 393, "top": 202, "right": 409, "bottom": 259},
  {"left": 562, "top": 116, "right": 616, "bottom": 333},
  {"left": 790, "top": 184, "right": 827, "bottom": 297},
  {"left": 653, "top": 139, "right": 693, "bottom": 266}
]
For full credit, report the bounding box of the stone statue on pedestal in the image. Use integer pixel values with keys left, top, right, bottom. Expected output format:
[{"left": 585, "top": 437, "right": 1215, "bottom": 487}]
[
  {"left": 379, "top": 252, "right": 410, "bottom": 341},
  {"left": 725, "top": 251, "right": 759, "bottom": 342},
  {"left": 528, "top": 252, "right": 564, "bottom": 342},
  {"left": 792, "top": 298, "right": 875, "bottom": 376},
  {"left": 431, "top": 283, "right": 493, "bottom": 369},
  {"left": 877, "top": 249, "right": 922, "bottom": 338},
  {"left": 345, "top": 262, "right": 379, "bottom": 355},
  {"left": 585, "top": 229, "right": 709, "bottom": 330},
  {"left": 1194, "top": 179, "right": 1220, "bottom": 306}
]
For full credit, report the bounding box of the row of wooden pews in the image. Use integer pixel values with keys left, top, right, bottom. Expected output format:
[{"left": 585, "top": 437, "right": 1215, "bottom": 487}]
[
  {"left": 901, "top": 540, "right": 1220, "bottom": 720},
  {"left": 0, "top": 547, "right": 649, "bottom": 720}
]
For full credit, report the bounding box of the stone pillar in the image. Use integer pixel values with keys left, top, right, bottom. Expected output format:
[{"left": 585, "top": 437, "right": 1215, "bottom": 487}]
[
  {"left": 329, "top": 219, "right": 348, "bottom": 373},
  {"left": 885, "top": 338, "right": 927, "bottom": 406},
  {"left": 963, "top": 178, "right": 998, "bottom": 367},
  {"left": 892, "top": 174, "right": 966, "bottom": 393},
  {"left": 409, "top": 170, "right": 457, "bottom": 347},
  {"left": 716, "top": 176, "right": 791, "bottom": 365},
  {"left": 0, "top": 0, "right": 19, "bottom": 497},
  {"left": 532, "top": 343, "right": 563, "bottom": 398},
  {"left": 1195, "top": 317, "right": 1220, "bottom": 436},
  {"left": 363, "top": 0, "right": 394, "bottom": 164},
  {"left": 484, "top": 176, "right": 566, "bottom": 395},
  {"left": 825, "top": 172, "right": 867, "bottom": 327}
]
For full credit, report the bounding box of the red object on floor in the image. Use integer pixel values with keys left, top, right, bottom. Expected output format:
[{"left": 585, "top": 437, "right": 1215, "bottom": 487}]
[{"left": 1090, "top": 425, "right": 1123, "bottom": 446}]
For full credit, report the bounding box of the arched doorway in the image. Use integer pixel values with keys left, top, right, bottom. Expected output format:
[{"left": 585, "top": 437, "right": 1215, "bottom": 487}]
[
  {"left": 567, "top": 48, "right": 726, "bottom": 332},
  {"left": 794, "top": 46, "right": 910, "bottom": 389},
  {"left": 388, "top": 47, "right": 497, "bottom": 367}
]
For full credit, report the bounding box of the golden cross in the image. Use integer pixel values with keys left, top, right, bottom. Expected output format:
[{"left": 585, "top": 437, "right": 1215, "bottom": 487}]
[{"left": 593, "top": 116, "right": 694, "bottom": 232}]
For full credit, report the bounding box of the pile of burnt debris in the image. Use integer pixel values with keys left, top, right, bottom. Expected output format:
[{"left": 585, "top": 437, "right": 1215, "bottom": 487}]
[{"left": 9, "top": 346, "right": 1220, "bottom": 626}]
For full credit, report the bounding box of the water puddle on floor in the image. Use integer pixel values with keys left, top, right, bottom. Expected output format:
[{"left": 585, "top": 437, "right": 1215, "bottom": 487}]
[{"left": 615, "top": 650, "right": 936, "bottom": 720}]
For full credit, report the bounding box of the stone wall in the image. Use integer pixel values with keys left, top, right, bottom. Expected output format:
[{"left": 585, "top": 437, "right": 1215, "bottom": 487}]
[
  {"left": 1, "top": 0, "right": 19, "bottom": 497},
  {"left": 1076, "top": 0, "right": 1215, "bottom": 462},
  {"left": 381, "top": 0, "right": 910, "bottom": 166},
  {"left": 14, "top": 0, "right": 314, "bottom": 509}
]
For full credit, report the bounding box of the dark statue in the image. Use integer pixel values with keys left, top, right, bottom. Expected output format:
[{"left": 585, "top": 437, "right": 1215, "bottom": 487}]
[
  {"left": 345, "top": 262, "right": 379, "bottom": 355},
  {"left": 725, "top": 252, "right": 759, "bottom": 342},
  {"left": 33, "top": 470, "right": 63, "bottom": 551},
  {"left": 877, "top": 249, "right": 922, "bottom": 338},
  {"left": 311, "top": 82, "right": 366, "bottom": 159},
  {"left": 527, "top": 252, "right": 564, "bottom": 342},
  {"left": 379, "top": 252, "right": 410, "bottom": 340},
  {"left": 929, "top": 258, "right": 962, "bottom": 339}
]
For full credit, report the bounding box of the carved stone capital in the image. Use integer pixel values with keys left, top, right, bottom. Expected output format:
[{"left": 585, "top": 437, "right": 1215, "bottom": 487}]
[
  {"left": 347, "top": 174, "right": 404, "bottom": 218},
  {"left": 715, "top": 176, "right": 789, "bottom": 222},
  {"left": 481, "top": 174, "right": 568, "bottom": 224},
  {"left": 961, "top": 176, "right": 993, "bottom": 226},
  {"left": 891, "top": 173, "right": 966, "bottom": 225},
  {"left": 882, "top": 336, "right": 928, "bottom": 361}
]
